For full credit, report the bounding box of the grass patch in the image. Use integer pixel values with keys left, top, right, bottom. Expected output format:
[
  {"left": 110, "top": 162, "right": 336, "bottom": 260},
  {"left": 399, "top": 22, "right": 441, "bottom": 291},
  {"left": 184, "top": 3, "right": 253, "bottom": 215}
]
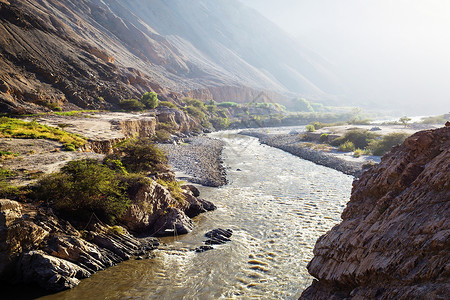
[
  {"left": 0, "top": 150, "right": 19, "bottom": 160},
  {"left": 0, "top": 117, "right": 86, "bottom": 149},
  {"left": 156, "top": 179, "right": 186, "bottom": 203},
  {"left": 53, "top": 110, "right": 98, "bottom": 117}
]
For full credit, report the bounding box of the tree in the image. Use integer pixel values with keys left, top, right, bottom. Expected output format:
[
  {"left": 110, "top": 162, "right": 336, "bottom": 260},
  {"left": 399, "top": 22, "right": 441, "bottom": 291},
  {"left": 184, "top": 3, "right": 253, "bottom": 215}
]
[
  {"left": 399, "top": 116, "right": 411, "bottom": 128},
  {"left": 290, "top": 98, "right": 314, "bottom": 112},
  {"left": 141, "top": 92, "right": 159, "bottom": 109},
  {"left": 119, "top": 99, "right": 145, "bottom": 111}
]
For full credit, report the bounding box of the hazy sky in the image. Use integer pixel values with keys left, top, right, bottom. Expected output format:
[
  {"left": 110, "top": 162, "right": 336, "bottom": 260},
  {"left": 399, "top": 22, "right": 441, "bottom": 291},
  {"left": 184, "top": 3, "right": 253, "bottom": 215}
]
[{"left": 241, "top": 0, "right": 450, "bottom": 115}]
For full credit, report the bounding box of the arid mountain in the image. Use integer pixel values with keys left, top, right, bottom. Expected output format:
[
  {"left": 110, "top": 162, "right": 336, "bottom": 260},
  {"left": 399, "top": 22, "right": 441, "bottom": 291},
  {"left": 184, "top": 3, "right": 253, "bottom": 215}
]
[{"left": 0, "top": 0, "right": 340, "bottom": 113}]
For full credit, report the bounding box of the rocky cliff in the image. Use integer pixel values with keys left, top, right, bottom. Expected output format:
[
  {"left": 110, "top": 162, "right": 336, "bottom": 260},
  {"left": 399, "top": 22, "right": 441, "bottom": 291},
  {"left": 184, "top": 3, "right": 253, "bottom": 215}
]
[
  {"left": 0, "top": 0, "right": 340, "bottom": 114},
  {"left": 300, "top": 125, "right": 450, "bottom": 299}
]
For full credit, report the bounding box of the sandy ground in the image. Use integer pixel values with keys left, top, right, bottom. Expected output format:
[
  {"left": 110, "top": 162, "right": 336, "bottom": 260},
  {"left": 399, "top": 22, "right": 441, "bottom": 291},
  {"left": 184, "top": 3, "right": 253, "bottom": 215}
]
[{"left": 24, "top": 112, "right": 155, "bottom": 141}]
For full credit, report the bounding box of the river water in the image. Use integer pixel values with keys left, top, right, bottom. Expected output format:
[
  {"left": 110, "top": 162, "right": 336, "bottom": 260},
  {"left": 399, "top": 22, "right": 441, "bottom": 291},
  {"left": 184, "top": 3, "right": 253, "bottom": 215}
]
[{"left": 41, "top": 131, "right": 353, "bottom": 300}]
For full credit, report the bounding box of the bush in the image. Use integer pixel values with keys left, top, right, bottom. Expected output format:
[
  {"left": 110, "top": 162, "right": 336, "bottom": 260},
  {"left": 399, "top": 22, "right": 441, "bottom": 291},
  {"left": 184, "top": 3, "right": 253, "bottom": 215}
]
[
  {"left": 141, "top": 92, "right": 159, "bottom": 109},
  {"left": 338, "top": 141, "right": 355, "bottom": 152},
  {"left": 158, "top": 101, "right": 177, "bottom": 109},
  {"left": 353, "top": 148, "right": 371, "bottom": 158},
  {"left": 119, "top": 99, "right": 145, "bottom": 111},
  {"left": 319, "top": 133, "right": 329, "bottom": 143},
  {"left": 305, "top": 124, "right": 315, "bottom": 132},
  {"left": 288, "top": 98, "right": 314, "bottom": 112},
  {"left": 217, "top": 102, "right": 238, "bottom": 108},
  {"left": 331, "top": 129, "right": 380, "bottom": 149},
  {"left": 186, "top": 105, "right": 206, "bottom": 120},
  {"left": 369, "top": 132, "right": 410, "bottom": 156},
  {"left": 34, "top": 159, "right": 130, "bottom": 223},
  {"left": 109, "top": 138, "right": 167, "bottom": 174},
  {"left": 183, "top": 98, "right": 205, "bottom": 108},
  {"left": 157, "top": 122, "right": 177, "bottom": 133},
  {"left": 210, "top": 117, "right": 230, "bottom": 130},
  {"left": 153, "top": 129, "right": 171, "bottom": 142}
]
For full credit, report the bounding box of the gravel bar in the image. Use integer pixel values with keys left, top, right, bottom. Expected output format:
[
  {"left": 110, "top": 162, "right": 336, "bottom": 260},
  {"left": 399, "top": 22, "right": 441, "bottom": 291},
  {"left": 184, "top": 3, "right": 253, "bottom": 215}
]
[
  {"left": 240, "top": 131, "right": 365, "bottom": 177},
  {"left": 160, "top": 136, "right": 227, "bottom": 187}
]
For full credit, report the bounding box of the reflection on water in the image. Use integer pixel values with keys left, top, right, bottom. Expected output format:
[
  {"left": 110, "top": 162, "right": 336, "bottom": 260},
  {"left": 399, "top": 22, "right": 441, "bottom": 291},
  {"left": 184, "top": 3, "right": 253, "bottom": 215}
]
[{"left": 41, "top": 132, "right": 353, "bottom": 300}]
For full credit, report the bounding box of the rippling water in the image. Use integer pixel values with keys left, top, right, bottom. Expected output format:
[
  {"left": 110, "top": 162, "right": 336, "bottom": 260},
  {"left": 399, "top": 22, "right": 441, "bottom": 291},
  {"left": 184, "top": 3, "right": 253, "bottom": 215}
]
[{"left": 42, "top": 131, "right": 353, "bottom": 300}]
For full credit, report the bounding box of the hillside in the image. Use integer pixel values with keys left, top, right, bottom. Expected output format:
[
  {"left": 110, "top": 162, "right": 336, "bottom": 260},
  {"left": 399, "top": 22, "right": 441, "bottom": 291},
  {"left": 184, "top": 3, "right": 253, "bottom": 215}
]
[{"left": 0, "top": 0, "right": 340, "bottom": 113}]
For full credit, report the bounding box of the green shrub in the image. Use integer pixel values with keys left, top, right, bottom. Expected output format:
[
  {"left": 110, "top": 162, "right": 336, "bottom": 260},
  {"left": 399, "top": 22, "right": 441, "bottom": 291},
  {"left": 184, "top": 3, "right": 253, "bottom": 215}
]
[
  {"left": 210, "top": 117, "right": 230, "bottom": 130},
  {"left": 353, "top": 148, "right": 371, "bottom": 158},
  {"left": 182, "top": 98, "right": 205, "bottom": 108},
  {"left": 109, "top": 138, "right": 168, "bottom": 174},
  {"left": 157, "top": 122, "right": 177, "bottom": 133},
  {"left": 141, "top": 92, "right": 159, "bottom": 109},
  {"left": 331, "top": 129, "right": 380, "bottom": 149},
  {"left": 158, "top": 101, "right": 177, "bottom": 109},
  {"left": 288, "top": 98, "right": 314, "bottom": 112},
  {"left": 34, "top": 159, "right": 130, "bottom": 223},
  {"left": 63, "top": 143, "right": 76, "bottom": 151},
  {"left": 305, "top": 124, "right": 315, "bottom": 132},
  {"left": 217, "top": 102, "right": 238, "bottom": 108},
  {"left": 153, "top": 129, "right": 171, "bottom": 142},
  {"left": 119, "top": 99, "right": 145, "bottom": 111},
  {"left": 338, "top": 141, "right": 355, "bottom": 152},
  {"left": 369, "top": 132, "right": 410, "bottom": 156},
  {"left": 0, "top": 168, "right": 22, "bottom": 198},
  {"left": 186, "top": 105, "right": 206, "bottom": 120},
  {"left": 319, "top": 133, "right": 329, "bottom": 143}
]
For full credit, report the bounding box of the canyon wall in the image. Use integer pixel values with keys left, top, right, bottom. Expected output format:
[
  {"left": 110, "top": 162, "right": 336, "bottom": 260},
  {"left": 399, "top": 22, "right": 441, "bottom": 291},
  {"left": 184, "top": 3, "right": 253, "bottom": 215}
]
[{"left": 300, "top": 125, "right": 449, "bottom": 299}]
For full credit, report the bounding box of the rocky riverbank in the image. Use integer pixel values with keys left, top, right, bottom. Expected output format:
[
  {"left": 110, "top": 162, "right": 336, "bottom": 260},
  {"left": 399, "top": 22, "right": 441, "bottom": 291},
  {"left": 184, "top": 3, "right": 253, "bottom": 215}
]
[
  {"left": 300, "top": 124, "right": 450, "bottom": 299},
  {"left": 0, "top": 112, "right": 219, "bottom": 294},
  {"left": 240, "top": 131, "right": 368, "bottom": 177},
  {"left": 161, "top": 136, "right": 227, "bottom": 187}
]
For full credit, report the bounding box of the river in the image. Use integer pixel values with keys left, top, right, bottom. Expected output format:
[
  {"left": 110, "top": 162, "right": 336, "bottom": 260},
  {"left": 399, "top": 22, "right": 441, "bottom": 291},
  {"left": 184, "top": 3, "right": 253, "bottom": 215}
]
[{"left": 41, "top": 131, "right": 353, "bottom": 299}]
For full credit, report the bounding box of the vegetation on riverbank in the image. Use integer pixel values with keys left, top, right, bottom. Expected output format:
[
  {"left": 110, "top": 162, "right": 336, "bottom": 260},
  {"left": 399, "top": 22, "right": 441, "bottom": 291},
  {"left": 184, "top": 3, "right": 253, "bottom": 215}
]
[
  {"left": 32, "top": 138, "right": 185, "bottom": 224},
  {"left": 0, "top": 117, "right": 86, "bottom": 150}
]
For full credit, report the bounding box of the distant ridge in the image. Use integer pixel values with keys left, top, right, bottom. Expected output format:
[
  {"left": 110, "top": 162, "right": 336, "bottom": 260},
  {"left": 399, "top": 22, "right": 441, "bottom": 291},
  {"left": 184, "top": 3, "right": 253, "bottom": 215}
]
[{"left": 0, "top": 0, "right": 341, "bottom": 113}]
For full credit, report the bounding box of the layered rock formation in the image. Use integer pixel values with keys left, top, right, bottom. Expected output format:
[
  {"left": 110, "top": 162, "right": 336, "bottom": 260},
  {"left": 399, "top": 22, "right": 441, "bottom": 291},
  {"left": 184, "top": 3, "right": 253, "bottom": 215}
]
[{"left": 300, "top": 126, "right": 450, "bottom": 299}]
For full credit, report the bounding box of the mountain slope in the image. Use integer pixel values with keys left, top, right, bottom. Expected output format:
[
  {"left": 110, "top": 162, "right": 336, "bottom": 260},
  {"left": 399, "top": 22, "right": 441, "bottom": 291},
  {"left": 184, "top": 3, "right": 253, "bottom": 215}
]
[{"left": 0, "top": 0, "right": 340, "bottom": 113}]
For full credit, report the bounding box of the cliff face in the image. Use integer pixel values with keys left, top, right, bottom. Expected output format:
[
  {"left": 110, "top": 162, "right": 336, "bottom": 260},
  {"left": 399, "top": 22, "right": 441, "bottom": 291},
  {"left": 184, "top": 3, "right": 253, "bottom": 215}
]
[
  {"left": 0, "top": 0, "right": 339, "bottom": 113},
  {"left": 300, "top": 126, "right": 450, "bottom": 299}
]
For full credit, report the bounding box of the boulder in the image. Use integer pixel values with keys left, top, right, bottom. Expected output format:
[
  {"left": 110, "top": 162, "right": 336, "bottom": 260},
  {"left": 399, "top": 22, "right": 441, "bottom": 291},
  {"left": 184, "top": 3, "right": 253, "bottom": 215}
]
[
  {"left": 204, "top": 228, "right": 233, "bottom": 245},
  {"left": 0, "top": 200, "right": 49, "bottom": 280},
  {"left": 18, "top": 250, "right": 91, "bottom": 291},
  {"left": 151, "top": 207, "right": 193, "bottom": 236},
  {"left": 184, "top": 193, "right": 216, "bottom": 218}
]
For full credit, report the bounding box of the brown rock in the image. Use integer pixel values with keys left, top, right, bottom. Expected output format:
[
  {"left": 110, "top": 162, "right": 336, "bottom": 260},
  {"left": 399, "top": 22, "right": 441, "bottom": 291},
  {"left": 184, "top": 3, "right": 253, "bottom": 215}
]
[
  {"left": 300, "top": 126, "right": 450, "bottom": 299},
  {"left": 18, "top": 250, "right": 90, "bottom": 291}
]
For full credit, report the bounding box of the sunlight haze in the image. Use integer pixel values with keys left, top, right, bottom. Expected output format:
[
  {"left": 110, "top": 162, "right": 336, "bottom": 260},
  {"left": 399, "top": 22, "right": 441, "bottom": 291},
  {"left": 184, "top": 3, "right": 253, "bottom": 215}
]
[{"left": 242, "top": 0, "right": 450, "bottom": 115}]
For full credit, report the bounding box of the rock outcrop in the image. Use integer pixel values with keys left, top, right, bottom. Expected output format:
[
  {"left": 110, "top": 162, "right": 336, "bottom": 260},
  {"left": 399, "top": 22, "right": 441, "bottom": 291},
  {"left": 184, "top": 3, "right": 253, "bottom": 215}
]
[
  {"left": 120, "top": 179, "right": 216, "bottom": 236},
  {"left": 300, "top": 126, "right": 450, "bottom": 299},
  {"left": 0, "top": 199, "right": 159, "bottom": 292},
  {"left": 0, "top": 165, "right": 217, "bottom": 291}
]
